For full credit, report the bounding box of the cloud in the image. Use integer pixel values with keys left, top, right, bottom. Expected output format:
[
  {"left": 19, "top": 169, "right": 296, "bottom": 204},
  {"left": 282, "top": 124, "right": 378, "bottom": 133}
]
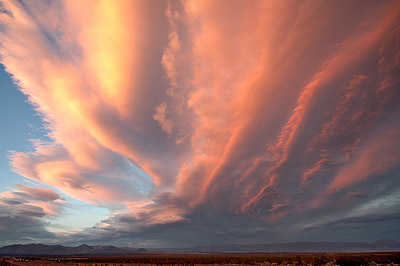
[
  {"left": 10, "top": 141, "right": 154, "bottom": 205},
  {"left": 0, "top": 0, "right": 399, "bottom": 246},
  {"left": 0, "top": 184, "right": 65, "bottom": 216},
  {"left": 0, "top": 184, "right": 64, "bottom": 244}
]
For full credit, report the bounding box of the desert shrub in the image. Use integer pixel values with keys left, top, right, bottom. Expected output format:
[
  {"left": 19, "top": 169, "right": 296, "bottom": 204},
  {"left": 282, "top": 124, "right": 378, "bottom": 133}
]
[
  {"left": 335, "top": 256, "right": 366, "bottom": 266},
  {"left": 315, "top": 254, "right": 329, "bottom": 265}
]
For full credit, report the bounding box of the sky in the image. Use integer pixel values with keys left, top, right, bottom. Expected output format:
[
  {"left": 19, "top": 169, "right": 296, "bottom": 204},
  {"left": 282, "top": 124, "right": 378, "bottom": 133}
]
[{"left": 0, "top": 0, "right": 399, "bottom": 248}]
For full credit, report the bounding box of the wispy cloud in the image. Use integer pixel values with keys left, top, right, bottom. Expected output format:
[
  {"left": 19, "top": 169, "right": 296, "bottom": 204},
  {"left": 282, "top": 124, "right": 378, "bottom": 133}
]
[
  {"left": 0, "top": 184, "right": 64, "bottom": 244},
  {"left": 0, "top": 0, "right": 399, "bottom": 246}
]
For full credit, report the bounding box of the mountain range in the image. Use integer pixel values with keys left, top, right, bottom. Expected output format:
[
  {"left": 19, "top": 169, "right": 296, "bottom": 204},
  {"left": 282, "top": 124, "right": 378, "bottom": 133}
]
[
  {"left": 0, "top": 240, "right": 399, "bottom": 256},
  {"left": 0, "top": 244, "right": 146, "bottom": 256},
  {"left": 157, "top": 239, "right": 400, "bottom": 253}
]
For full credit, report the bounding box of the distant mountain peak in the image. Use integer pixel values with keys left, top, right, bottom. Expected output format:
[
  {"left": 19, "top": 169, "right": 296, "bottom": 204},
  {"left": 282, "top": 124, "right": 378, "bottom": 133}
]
[
  {"left": 372, "top": 239, "right": 400, "bottom": 247},
  {"left": 0, "top": 243, "right": 147, "bottom": 256},
  {"left": 152, "top": 240, "right": 400, "bottom": 253},
  {"left": 1, "top": 240, "right": 400, "bottom": 256}
]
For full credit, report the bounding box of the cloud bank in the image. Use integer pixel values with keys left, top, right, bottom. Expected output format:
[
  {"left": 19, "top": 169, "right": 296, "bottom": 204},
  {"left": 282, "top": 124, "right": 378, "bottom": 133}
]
[{"left": 0, "top": 0, "right": 400, "bottom": 247}]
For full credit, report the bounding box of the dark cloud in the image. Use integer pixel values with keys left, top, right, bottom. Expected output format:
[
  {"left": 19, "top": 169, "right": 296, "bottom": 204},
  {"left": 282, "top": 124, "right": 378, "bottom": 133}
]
[{"left": 0, "top": 184, "right": 66, "bottom": 244}]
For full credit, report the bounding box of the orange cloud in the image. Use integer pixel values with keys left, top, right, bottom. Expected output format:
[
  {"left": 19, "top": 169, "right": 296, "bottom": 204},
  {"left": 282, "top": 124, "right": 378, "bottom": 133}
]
[
  {"left": 1, "top": 0, "right": 400, "bottom": 243},
  {"left": 325, "top": 126, "right": 400, "bottom": 196}
]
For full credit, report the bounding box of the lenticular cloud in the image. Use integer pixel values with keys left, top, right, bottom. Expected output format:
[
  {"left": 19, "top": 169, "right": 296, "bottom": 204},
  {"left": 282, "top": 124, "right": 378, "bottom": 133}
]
[{"left": 1, "top": 0, "right": 400, "bottom": 246}]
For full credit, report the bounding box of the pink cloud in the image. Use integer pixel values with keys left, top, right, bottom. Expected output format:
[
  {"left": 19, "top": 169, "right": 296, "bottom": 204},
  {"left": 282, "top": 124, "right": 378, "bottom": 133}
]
[
  {"left": 0, "top": 0, "right": 399, "bottom": 244},
  {"left": 325, "top": 125, "right": 400, "bottom": 196},
  {"left": 0, "top": 184, "right": 65, "bottom": 216}
]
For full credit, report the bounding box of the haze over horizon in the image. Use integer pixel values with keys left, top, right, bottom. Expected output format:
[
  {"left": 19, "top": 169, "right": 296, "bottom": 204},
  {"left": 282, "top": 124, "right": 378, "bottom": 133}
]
[{"left": 0, "top": 0, "right": 400, "bottom": 248}]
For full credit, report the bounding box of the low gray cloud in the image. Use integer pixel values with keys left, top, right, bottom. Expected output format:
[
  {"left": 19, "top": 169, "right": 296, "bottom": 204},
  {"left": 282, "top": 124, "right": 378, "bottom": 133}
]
[{"left": 0, "top": 184, "right": 65, "bottom": 245}]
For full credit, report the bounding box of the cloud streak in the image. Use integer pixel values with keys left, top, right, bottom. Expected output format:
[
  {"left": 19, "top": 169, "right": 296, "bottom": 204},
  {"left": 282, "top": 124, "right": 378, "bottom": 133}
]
[
  {"left": 0, "top": 184, "right": 64, "bottom": 244},
  {"left": 0, "top": 0, "right": 399, "bottom": 246}
]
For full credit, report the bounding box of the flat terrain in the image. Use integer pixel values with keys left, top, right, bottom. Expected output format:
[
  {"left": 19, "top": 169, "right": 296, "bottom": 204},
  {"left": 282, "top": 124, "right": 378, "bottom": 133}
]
[{"left": 2, "top": 251, "right": 400, "bottom": 266}]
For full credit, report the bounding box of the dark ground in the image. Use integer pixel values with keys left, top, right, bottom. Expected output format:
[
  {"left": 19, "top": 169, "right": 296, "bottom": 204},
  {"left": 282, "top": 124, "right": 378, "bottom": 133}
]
[{"left": 1, "top": 251, "right": 400, "bottom": 266}]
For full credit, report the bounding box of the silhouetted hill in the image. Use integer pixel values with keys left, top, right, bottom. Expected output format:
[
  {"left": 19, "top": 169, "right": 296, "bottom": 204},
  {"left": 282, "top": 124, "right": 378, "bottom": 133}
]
[
  {"left": 155, "top": 240, "right": 400, "bottom": 253},
  {"left": 0, "top": 243, "right": 147, "bottom": 256},
  {"left": 372, "top": 239, "right": 400, "bottom": 249},
  {"left": 1, "top": 240, "right": 399, "bottom": 255}
]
